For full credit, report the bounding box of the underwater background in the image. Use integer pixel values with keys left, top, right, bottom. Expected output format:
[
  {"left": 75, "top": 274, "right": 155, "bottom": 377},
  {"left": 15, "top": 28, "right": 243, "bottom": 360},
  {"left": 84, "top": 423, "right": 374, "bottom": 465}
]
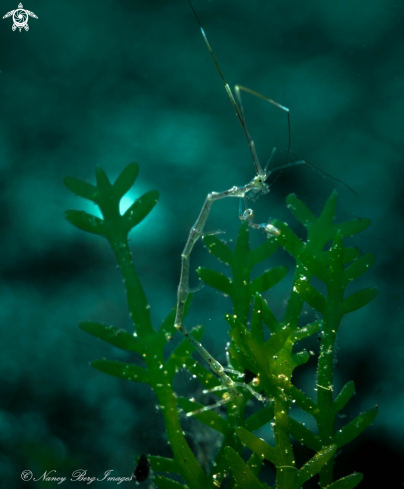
[{"left": 0, "top": 0, "right": 403, "bottom": 487}]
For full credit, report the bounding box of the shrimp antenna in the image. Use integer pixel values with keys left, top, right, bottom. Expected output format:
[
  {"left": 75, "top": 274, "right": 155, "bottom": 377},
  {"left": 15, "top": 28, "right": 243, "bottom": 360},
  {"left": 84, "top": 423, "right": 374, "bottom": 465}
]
[
  {"left": 268, "top": 151, "right": 358, "bottom": 196},
  {"left": 187, "top": 0, "right": 292, "bottom": 177},
  {"left": 187, "top": 0, "right": 356, "bottom": 197}
]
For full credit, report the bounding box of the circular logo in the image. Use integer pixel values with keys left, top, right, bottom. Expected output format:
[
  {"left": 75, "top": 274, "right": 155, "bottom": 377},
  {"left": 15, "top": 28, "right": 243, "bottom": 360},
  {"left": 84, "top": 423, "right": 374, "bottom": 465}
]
[
  {"left": 13, "top": 9, "right": 28, "bottom": 29},
  {"left": 21, "top": 470, "right": 33, "bottom": 481}
]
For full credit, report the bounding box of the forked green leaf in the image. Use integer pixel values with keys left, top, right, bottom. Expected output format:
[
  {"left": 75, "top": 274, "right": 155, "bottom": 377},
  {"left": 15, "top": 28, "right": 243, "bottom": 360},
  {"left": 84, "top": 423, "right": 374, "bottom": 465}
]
[
  {"left": 65, "top": 210, "right": 105, "bottom": 236},
  {"left": 291, "top": 350, "right": 310, "bottom": 367},
  {"left": 343, "top": 288, "right": 377, "bottom": 314},
  {"left": 91, "top": 359, "right": 149, "bottom": 383},
  {"left": 250, "top": 294, "right": 264, "bottom": 341},
  {"left": 294, "top": 280, "right": 327, "bottom": 314},
  {"left": 322, "top": 247, "right": 361, "bottom": 266},
  {"left": 64, "top": 176, "right": 97, "bottom": 202},
  {"left": 286, "top": 193, "right": 316, "bottom": 225},
  {"left": 340, "top": 247, "right": 361, "bottom": 263},
  {"left": 244, "top": 404, "right": 274, "bottom": 432},
  {"left": 225, "top": 315, "right": 263, "bottom": 363},
  {"left": 248, "top": 238, "right": 280, "bottom": 269},
  {"left": 298, "top": 251, "right": 330, "bottom": 282},
  {"left": 324, "top": 472, "right": 363, "bottom": 488},
  {"left": 336, "top": 218, "right": 370, "bottom": 238},
  {"left": 329, "top": 230, "right": 344, "bottom": 274},
  {"left": 318, "top": 190, "right": 337, "bottom": 224},
  {"left": 158, "top": 308, "right": 176, "bottom": 341},
  {"left": 234, "top": 221, "right": 251, "bottom": 257},
  {"left": 263, "top": 327, "right": 290, "bottom": 357},
  {"left": 236, "top": 427, "right": 279, "bottom": 466},
  {"left": 272, "top": 220, "right": 303, "bottom": 258},
  {"left": 196, "top": 268, "right": 232, "bottom": 295},
  {"left": 112, "top": 162, "right": 139, "bottom": 200},
  {"left": 261, "top": 298, "right": 281, "bottom": 333},
  {"left": 122, "top": 190, "right": 159, "bottom": 232},
  {"left": 297, "top": 444, "right": 337, "bottom": 484},
  {"left": 288, "top": 417, "right": 321, "bottom": 451},
  {"left": 153, "top": 475, "right": 188, "bottom": 489},
  {"left": 293, "top": 320, "right": 322, "bottom": 342},
  {"left": 333, "top": 381, "right": 355, "bottom": 414},
  {"left": 228, "top": 344, "right": 256, "bottom": 373},
  {"left": 79, "top": 321, "right": 143, "bottom": 353},
  {"left": 228, "top": 327, "right": 252, "bottom": 359},
  {"left": 225, "top": 313, "right": 249, "bottom": 334},
  {"left": 224, "top": 446, "right": 266, "bottom": 489},
  {"left": 335, "top": 408, "right": 378, "bottom": 448},
  {"left": 277, "top": 380, "right": 318, "bottom": 416},
  {"left": 140, "top": 455, "right": 177, "bottom": 474},
  {"left": 250, "top": 266, "right": 288, "bottom": 295},
  {"left": 203, "top": 234, "right": 234, "bottom": 266},
  {"left": 96, "top": 165, "right": 112, "bottom": 193},
  {"left": 246, "top": 452, "right": 264, "bottom": 479},
  {"left": 344, "top": 253, "right": 375, "bottom": 284}
]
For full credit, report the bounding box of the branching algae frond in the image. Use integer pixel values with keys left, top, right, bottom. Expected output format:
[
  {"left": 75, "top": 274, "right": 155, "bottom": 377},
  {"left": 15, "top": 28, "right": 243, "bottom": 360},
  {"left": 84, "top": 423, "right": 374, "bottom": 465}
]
[{"left": 64, "top": 163, "right": 377, "bottom": 489}]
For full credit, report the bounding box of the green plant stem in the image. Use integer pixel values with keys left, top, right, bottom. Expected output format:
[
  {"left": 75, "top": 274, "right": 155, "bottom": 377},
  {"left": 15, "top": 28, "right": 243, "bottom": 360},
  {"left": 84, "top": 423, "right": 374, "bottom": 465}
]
[
  {"left": 273, "top": 394, "right": 298, "bottom": 488},
  {"left": 148, "top": 356, "right": 209, "bottom": 488},
  {"left": 110, "top": 235, "right": 209, "bottom": 488},
  {"left": 316, "top": 282, "right": 344, "bottom": 487},
  {"left": 271, "top": 350, "right": 297, "bottom": 489},
  {"left": 283, "top": 264, "right": 307, "bottom": 329},
  {"left": 109, "top": 236, "right": 155, "bottom": 339},
  {"left": 228, "top": 397, "right": 247, "bottom": 489}
]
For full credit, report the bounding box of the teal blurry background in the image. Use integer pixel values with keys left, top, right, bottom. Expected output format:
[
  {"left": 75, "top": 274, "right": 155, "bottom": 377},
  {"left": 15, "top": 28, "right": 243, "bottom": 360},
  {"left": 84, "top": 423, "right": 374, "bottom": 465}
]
[{"left": 0, "top": 0, "right": 403, "bottom": 487}]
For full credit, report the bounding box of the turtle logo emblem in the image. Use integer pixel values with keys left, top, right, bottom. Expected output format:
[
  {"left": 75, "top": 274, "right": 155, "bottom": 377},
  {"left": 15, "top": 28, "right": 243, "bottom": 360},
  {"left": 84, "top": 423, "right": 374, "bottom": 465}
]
[{"left": 3, "top": 3, "right": 38, "bottom": 32}]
